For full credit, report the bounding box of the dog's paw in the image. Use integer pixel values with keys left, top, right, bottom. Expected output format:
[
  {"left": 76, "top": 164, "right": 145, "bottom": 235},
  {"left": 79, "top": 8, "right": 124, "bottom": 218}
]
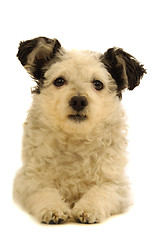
[
  {"left": 76, "top": 211, "right": 99, "bottom": 224},
  {"left": 72, "top": 206, "right": 104, "bottom": 224},
  {"left": 40, "top": 208, "right": 69, "bottom": 224}
]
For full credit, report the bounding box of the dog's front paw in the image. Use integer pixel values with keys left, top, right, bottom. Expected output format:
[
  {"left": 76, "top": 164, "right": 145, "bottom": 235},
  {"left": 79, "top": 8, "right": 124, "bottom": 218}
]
[
  {"left": 75, "top": 211, "right": 99, "bottom": 224},
  {"left": 40, "top": 208, "right": 70, "bottom": 224},
  {"left": 72, "top": 205, "right": 105, "bottom": 224}
]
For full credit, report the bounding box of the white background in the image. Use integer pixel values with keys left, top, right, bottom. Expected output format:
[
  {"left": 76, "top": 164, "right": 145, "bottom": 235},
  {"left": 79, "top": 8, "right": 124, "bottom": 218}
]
[{"left": 0, "top": 0, "right": 160, "bottom": 239}]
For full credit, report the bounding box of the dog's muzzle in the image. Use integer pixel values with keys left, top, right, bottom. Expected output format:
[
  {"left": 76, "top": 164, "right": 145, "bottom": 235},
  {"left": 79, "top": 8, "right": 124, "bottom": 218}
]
[{"left": 68, "top": 96, "right": 88, "bottom": 122}]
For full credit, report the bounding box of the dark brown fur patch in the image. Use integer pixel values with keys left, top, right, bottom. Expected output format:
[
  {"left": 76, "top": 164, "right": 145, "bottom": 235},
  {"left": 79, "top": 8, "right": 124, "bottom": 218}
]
[
  {"left": 17, "top": 38, "right": 38, "bottom": 66},
  {"left": 101, "top": 48, "right": 146, "bottom": 96},
  {"left": 17, "top": 37, "right": 61, "bottom": 94}
]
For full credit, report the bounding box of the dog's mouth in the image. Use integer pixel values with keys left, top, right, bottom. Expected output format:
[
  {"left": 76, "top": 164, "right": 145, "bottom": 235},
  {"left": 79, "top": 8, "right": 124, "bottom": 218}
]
[{"left": 68, "top": 114, "right": 87, "bottom": 122}]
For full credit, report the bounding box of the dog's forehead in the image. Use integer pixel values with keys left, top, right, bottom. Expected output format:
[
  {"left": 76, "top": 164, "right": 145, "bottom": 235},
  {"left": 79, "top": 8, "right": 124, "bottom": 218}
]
[
  {"left": 62, "top": 50, "right": 103, "bottom": 69},
  {"left": 63, "top": 49, "right": 100, "bottom": 61},
  {"left": 45, "top": 50, "right": 107, "bottom": 82}
]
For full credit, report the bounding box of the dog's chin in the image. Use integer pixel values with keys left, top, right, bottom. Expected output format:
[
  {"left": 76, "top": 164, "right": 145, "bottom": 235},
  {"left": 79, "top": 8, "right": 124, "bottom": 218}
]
[{"left": 68, "top": 114, "right": 87, "bottom": 122}]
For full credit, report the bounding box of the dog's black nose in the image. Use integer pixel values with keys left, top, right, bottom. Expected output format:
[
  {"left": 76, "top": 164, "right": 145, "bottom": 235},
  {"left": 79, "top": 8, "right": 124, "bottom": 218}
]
[{"left": 69, "top": 96, "right": 88, "bottom": 112}]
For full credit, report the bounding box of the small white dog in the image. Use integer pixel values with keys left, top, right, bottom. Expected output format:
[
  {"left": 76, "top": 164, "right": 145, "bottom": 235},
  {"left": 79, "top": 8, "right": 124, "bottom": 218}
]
[{"left": 13, "top": 37, "right": 146, "bottom": 224}]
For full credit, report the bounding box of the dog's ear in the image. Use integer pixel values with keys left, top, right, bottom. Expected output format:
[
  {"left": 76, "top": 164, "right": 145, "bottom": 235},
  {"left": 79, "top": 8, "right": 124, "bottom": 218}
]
[
  {"left": 101, "top": 48, "right": 146, "bottom": 97},
  {"left": 17, "top": 37, "right": 61, "bottom": 93}
]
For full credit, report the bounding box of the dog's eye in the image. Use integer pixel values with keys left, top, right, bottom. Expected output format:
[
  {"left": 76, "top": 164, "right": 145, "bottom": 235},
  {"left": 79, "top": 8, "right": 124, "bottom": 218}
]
[
  {"left": 92, "top": 80, "right": 104, "bottom": 91},
  {"left": 53, "top": 78, "right": 66, "bottom": 87}
]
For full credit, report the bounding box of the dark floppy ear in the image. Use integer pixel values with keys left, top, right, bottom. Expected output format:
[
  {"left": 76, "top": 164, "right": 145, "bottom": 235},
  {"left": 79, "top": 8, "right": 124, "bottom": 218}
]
[
  {"left": 101, "top": 47, "right": 146, "bottom": 96},
  {"left": 17, "top": 37, "right": 61, "bottom": 93}
]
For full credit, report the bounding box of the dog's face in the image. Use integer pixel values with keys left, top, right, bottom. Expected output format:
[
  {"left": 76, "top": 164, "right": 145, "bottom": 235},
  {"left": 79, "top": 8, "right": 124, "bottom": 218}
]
[
  {"left": 36, "top": 50, "right": 117, "bottom": 133},
  {"left": 17, "top": 37, "right": 146, "bottom": 134}
]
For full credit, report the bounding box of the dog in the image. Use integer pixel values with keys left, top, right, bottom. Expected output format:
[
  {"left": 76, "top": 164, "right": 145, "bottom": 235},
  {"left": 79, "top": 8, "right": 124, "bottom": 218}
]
[{"left": 13, "top": 37, "right": 146, "bottom": 224}]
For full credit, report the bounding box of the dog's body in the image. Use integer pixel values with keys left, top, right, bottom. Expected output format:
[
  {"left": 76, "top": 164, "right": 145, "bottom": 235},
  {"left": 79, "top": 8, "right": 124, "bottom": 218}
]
[{"left": 13, "top": 37, "right": 146, "bottom": 224}]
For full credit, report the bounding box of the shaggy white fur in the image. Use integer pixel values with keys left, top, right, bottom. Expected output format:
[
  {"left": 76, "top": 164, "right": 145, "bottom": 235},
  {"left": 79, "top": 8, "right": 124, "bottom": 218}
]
[{"left": 13, "top": 37, "right": 145, "bottom": 224}]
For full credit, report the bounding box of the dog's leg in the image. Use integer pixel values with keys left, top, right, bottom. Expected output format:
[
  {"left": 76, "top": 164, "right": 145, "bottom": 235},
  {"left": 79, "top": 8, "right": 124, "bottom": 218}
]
[
  {"left": 27, "top": 188, "right": 70, "bottom": 224},
  {"left": 13, "top": 170, "right": 71, "bottom": 224},
  {"left": 72, "top": 183, "right": 130, "bottom": 224}
]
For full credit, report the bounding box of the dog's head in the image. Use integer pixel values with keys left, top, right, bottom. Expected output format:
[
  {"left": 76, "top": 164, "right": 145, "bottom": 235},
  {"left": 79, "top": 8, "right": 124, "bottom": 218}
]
[{"left": 17, "top": 37, "right": 146, "bottom": 134}]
